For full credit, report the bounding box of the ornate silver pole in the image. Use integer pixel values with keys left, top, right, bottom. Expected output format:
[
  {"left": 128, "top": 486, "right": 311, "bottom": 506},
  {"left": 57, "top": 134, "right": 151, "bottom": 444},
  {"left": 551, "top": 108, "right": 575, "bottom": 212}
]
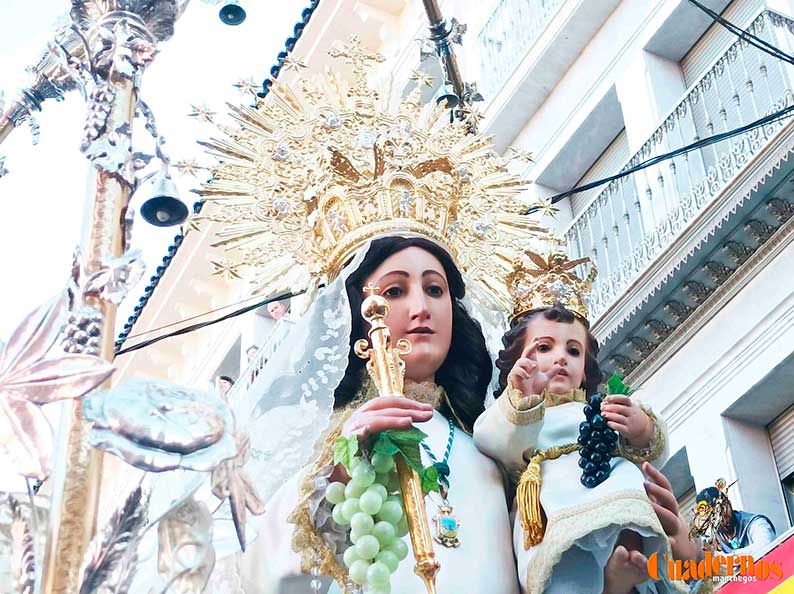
[
  {"left": 39, "top": 3, "right": 188, "bottom": 593},
  {"left": 0, "top": 26, "right": 86, "bottom": 147}
]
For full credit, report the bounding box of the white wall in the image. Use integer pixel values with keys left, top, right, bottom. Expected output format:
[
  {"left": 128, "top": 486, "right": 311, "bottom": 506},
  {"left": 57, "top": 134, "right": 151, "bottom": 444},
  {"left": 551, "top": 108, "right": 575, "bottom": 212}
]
[
  {"left": 512, "top": 0, "right": 677, "bottom": 183},
  {"left": 639, "top": 234, "right": 794, "bottom": 530}
]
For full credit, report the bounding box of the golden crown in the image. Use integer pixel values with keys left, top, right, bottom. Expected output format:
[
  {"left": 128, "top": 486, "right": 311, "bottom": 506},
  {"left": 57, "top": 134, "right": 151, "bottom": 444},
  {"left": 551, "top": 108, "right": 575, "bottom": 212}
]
[
  {"left": 507, "top": 249, "right": 596, "bottom": 322},
  {"left": 194, "top": 35, "right": 548, "bottom": 310}
]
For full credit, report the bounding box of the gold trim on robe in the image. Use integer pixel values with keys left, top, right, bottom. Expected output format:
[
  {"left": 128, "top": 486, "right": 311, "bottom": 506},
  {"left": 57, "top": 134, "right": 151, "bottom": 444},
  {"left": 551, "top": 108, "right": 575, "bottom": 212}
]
[
  {"left": 617, "top": 405, "right": 666, "bottom": 465},
  {"left": 523, "top": 488, "right": 690, "bottom": 594}
]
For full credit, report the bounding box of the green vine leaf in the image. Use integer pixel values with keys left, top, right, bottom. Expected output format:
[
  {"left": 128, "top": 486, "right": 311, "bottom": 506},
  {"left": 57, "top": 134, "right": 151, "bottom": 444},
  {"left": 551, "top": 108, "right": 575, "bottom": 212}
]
[
  {"left": 377, "top": 428, "right": 426, "bottom": 474},
  {"left": 333, "top": 435, "right": 359, "bottom": 471},
  {"left": 383, "top": 427, "right": 427, "bottom": 445},
  {"left": 371, "top": 433, "right": 400, "bottom": 457},
  {"left": 421, "top": 466, "right": 440, "bottom": 495},
  {"left": 606, "top": 374, "right": 632, "bottom": 396},
  {"left": 368, "top": 427, "right": 440, "bottom": 493}
]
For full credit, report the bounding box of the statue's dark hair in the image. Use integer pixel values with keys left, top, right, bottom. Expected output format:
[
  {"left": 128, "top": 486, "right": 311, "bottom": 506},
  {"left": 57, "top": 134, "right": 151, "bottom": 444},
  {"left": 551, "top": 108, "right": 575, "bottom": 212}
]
[
  {"left": 333, "top": 236, "right": 492, "bottom": 431},
  {"left": 495, "top": 304, "right": 603, "bottom": 397}
]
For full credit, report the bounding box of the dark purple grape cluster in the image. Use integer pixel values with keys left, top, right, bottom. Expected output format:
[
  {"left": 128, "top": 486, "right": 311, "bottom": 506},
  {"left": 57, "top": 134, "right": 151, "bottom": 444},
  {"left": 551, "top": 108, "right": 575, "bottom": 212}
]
[{"left": 578, "top": 394, "right": 618, "bottom": 488}]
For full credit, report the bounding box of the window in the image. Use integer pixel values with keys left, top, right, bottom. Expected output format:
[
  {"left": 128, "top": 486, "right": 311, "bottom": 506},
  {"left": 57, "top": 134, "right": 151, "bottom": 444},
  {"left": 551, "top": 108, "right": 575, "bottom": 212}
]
[
  {"left": 782, "top": 473, "right": 794, "bottom": 528},
  {"left": 770, "top": 404, "right": 794, "bottom": 528}
]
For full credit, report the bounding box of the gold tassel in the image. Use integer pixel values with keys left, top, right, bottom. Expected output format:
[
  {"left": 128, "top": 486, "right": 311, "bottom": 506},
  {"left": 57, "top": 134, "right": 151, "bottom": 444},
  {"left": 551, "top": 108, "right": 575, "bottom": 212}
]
[
  {"left": 516, "top": 453, "right": 545, "bottom": 548},
  {"left": 516, "top": 443, "right": 580, "bottom": 549}
]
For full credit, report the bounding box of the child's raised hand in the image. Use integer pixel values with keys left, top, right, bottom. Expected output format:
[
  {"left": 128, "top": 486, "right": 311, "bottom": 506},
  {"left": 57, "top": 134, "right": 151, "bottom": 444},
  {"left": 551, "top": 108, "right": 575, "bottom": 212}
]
[
  {"left": 508, "top": 339, "right": 552, "bottom": 404},
  {"left": 601, "top": 395, "right": 654, "bottom": 448}
]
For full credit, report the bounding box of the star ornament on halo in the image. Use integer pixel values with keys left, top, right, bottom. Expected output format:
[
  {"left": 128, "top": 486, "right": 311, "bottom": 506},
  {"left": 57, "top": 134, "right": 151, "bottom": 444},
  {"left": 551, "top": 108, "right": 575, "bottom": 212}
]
[
  {"left": 409, "top": 69, "right": 434, "bottom": 88},
  {"left": 280, "top": 55, "right": 307, "bottom": 73},
  {"left": 507, "top": 146, "right": 535, "bottom": 164},
  {"left": 187, "top": 104, "right": 216, "bottom": 124},
  {"left": 210, "top": 258, "right": 243, "bottom": 281},
  {"left": 233, "top": 78, "right": 260, "bottom": 97},
  {"left": 459, "top": 104, "right": 484, "bottom": 127},
  {"left": 535, "top": 197, "right": 559, "bottom": 217},
  {"left": 174, "top": 158, "right": 205, "bottom": 179}
]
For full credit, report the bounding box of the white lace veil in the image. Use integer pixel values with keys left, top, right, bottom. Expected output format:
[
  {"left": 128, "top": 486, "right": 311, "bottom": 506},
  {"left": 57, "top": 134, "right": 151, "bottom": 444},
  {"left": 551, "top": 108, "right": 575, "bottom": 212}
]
[
  {"left": 234, "top": 242, "right": 368, "bottom": 508},
  {"left": 128, "top": 242, "right": 369, "bottom": 594}
]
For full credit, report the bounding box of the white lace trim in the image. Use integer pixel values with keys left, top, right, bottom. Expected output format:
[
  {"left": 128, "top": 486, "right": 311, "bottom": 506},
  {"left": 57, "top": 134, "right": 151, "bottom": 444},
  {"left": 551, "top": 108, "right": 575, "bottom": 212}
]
[{"left": 523, "top": 489, "right": 686, "bottom": 594}]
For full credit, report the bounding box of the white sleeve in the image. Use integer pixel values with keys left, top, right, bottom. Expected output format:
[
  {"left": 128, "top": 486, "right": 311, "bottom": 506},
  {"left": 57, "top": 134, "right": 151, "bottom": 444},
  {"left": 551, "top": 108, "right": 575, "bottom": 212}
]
[
  {"left": 473, "top": 388, "right": 545, "bottom": 476},
  {"left": 649, "top": 410, "right": 670, "bottom": 470}
]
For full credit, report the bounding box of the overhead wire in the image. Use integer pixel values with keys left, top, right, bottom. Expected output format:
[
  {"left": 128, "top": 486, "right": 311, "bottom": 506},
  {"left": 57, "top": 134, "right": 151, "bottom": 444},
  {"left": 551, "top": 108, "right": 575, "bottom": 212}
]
[
  {"left": 114, "top": 290, "right": 303, "bottom": 356},
  {"left": 526, "top": 102, "right": 794, "bottom": 213},
  {"left": 120, "top": 2, "right": 794, "bottom": 352},
  {"left": 525, "top": 1, "right": 794, "bottom": 214},
  {"left": 122, "top": 290, "right": 293, "bottom": 342},
  {"left": 687, "top": 0, "right": 794, "bottom": 66}
]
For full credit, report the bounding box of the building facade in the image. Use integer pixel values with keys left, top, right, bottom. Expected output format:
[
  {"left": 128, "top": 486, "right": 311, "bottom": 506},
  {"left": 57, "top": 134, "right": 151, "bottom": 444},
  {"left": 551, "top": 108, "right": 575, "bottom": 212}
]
[{"left": 114, "top": 0, "right": 794, "bottom": 571}]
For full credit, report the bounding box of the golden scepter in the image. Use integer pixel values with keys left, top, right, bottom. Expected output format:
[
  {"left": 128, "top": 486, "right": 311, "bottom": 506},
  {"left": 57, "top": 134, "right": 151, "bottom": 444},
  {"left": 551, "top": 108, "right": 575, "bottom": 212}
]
[{"left": 354, "top": 284, "right": 440, "bottom": 594}]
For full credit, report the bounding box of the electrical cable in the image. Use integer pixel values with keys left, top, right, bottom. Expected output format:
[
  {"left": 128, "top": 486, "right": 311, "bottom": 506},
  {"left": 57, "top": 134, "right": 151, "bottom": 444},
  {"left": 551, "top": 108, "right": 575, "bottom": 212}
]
[
  {"left": 122, "top": 290, "right": 290, "bottom": 342},
  {"left": 687, "top": 0, "right": 794, "bottom": 66},
  {"left": 114, "top": 290, "right": 303, "bottom": 356},
  {"left": 526, "top": 99, "right": 794, "bottom": 214},
  {"left": 119, "top": 2, "right": 794, "bottom": 350},
  {"left": 124, "top": 106, "right": 794, "bottom": 350},
  {"left": 525, "top": 3, "right": 794, "bottom": 215}
]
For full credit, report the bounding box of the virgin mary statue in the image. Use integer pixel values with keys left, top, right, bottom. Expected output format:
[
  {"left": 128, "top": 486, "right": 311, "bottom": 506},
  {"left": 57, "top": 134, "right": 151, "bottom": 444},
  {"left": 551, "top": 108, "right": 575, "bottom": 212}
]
[{"left": 193, "top": 35, "right": 549, "bottom": 594}]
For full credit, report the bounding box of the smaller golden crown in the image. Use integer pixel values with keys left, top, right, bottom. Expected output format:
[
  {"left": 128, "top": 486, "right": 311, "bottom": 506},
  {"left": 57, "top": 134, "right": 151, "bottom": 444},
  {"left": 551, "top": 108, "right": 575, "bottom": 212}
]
[{"left": 506, "top": 249, "right": 596, "bottom": 322}]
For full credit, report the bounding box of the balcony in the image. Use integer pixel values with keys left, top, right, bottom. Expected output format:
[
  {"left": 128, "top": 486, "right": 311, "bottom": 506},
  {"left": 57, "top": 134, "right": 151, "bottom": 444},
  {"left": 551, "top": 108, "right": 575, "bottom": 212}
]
[
  {"left": 715, "top": 526, "right": 793, "bottom": 591},
  {"left": 477, "top": 0, "right": 566, "bottom": 101},
  {"left": 563, "top": 9, "right": 794, "bottom": 326},
  {"left": 478, "top": 0, "right": 622, "bottom": 153},
  {"left": 224, "top": 316, "right": 294, "bottom": 408}
]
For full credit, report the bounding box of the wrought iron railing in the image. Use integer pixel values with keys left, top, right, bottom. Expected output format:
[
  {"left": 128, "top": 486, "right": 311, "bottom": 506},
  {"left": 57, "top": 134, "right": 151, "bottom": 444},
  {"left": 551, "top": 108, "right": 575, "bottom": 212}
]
[
  {"left": 563, "top": 10, "right": 794, "bottom": 320},
  {"left": 477, "top": 0, "right": 566, "bottom": 101}
]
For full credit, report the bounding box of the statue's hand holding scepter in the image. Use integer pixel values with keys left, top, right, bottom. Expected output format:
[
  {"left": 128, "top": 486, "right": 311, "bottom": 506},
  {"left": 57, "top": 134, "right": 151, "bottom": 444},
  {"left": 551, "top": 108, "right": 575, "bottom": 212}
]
[{"left": 353, "top": 284, "right": 440, "bottom": 594}]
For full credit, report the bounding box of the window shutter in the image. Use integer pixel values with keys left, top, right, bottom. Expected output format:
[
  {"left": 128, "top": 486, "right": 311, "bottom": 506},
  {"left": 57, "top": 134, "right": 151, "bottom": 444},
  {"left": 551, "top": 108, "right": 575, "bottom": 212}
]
[
  {"left": 571, "top": 129, "right": 629, "bottom": 217},
  {"left": 681, "top": 0, "right": 765, "bottom": 87},
  {"left": 770, "top": 404, "right": 794, "bottom": 479}
]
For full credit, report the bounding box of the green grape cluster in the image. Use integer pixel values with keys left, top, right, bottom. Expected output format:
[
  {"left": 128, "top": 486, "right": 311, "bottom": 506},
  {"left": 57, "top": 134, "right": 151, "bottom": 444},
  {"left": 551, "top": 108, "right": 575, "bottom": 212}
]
[{"left": 325, "top": 452, "right": 411, "bottom": 594}]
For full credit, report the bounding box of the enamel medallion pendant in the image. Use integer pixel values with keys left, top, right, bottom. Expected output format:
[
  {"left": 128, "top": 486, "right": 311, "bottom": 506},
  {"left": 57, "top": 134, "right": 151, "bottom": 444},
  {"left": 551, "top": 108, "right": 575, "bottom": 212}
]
[{"left": 433, "top": 502, "right": 460, "bottom": 548}]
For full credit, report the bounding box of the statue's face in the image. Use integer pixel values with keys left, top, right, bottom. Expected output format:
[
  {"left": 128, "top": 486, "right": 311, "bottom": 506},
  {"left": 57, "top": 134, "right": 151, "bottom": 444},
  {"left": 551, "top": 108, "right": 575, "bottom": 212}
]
[
  {"left": 364, "top": 246, "right": 453, "bottom": 383},
  {"left": 522, "top": 316, "right": 588, "bottom": 394}
]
